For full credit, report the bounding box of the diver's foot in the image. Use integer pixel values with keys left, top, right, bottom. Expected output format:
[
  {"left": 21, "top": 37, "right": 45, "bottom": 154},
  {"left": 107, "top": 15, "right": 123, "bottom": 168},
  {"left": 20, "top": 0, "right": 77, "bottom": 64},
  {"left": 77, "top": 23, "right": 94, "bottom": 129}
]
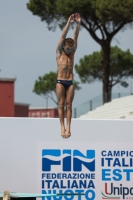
[
  {"left": 61, "top": 128, "right": 66, "bottom": 138},
  {"left": 65, "top": 129, "right": 71, "bottom": 138}
]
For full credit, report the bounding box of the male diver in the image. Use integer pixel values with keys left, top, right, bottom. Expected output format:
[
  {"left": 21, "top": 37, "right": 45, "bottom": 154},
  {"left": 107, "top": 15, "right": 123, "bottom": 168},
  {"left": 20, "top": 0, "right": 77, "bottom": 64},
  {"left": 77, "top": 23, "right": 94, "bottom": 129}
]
[{"left": 56, "top": 13, "right": 81, "bottom": 138}]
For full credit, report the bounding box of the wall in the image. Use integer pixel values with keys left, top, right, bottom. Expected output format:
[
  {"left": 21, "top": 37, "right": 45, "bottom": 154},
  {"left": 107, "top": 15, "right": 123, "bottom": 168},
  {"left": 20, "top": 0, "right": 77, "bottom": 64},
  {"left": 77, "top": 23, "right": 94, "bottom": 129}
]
[
  {"left": 28, "top": 109, "right": 58, "bottom": 118},
  {"left": 0, "top": 81, "right": 14, "bottom": 117},
  {"left": 0, "top": 118, "right": 133, "bottom": 199},
  {"left": 15, "top": 104, "right": 29, "bottom": 117}
]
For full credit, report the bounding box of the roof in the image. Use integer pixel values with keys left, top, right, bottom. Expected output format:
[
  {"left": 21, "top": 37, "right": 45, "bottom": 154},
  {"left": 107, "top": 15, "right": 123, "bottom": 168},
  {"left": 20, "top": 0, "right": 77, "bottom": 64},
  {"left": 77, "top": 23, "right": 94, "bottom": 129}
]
[
  {"left": 15, "top": 102, "right": 30, "bottom": 106},
  {"left": 0, "top": 78, "right": 16, "bottom": 82},
  {"left": 29, "top": 107, "right": 58, "bottom": 110}
]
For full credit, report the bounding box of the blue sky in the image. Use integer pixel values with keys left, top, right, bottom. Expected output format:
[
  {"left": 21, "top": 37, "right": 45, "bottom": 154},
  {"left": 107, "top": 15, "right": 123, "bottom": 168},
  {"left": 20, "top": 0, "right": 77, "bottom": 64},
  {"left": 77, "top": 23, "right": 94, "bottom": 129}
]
[{"left": 0, "top": 0, "right": 133, "bottom": 109}]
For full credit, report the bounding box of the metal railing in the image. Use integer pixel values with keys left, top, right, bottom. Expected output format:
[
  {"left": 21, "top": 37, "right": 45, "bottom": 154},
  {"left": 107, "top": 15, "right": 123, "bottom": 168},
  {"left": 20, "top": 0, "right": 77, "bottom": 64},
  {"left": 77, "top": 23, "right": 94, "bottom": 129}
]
[{"left": 73, "top": 92, "right": 132, "bottom": 118}]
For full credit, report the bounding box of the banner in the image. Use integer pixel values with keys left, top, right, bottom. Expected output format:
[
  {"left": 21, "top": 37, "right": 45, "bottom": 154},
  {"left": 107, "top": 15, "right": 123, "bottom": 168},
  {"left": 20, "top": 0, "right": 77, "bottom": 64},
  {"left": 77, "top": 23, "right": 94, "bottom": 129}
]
[
  {"left": 0, "top": 118, "right": 133, "bottom": 196},
  {"left": 37, "top": 142, "right": 133, "bottom": 200}
]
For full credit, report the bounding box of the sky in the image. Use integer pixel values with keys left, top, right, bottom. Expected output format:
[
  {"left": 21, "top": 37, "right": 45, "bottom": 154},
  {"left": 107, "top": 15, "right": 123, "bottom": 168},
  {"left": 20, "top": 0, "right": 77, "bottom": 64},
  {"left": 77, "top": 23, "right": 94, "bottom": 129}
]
[{"left": 0, "top": 0, "right": 133, "bottom": 110}]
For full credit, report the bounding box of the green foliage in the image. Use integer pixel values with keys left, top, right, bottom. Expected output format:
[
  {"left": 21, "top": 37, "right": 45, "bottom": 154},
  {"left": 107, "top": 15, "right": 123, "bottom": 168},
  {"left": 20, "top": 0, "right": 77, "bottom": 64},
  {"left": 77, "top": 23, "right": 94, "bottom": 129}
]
[
  {"left": 27, "top": 0, "right": 133, "bottom": 102},
  {"left": 75, "top": 51, "right": 103, "bottom": 83},
  {"left": 96, "top": 0, "right": 133, "bottom": 25},
  {"left": 27, "top": 0, "right": 133, "bottom": 32},
  {"left": 33, "top": 71, "right": 58, "bottom": 104},
  {"left": 33, "top": 71, "right": 57, "bottom": 95},
  {"left": 33, "top": 71, "right": 81, "bottom": 105},
  {"left": 75, "top": 46, "right": 133, "bottom": 88}
]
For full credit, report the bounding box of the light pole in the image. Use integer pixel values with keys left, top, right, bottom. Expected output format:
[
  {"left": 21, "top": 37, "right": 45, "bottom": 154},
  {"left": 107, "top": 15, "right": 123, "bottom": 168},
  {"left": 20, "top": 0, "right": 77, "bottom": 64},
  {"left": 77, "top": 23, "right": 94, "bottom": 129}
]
[
  {"left": 130, "top": 81, "right": 133, "bottom": 95},
  {"left": 46, "top": 97, "right": 48, "bottom": 117}
]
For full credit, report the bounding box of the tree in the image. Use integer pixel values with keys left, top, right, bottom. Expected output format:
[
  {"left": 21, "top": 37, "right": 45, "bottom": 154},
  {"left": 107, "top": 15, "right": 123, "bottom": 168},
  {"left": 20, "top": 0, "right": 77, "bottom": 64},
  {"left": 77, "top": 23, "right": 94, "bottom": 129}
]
[
  {"left": 33, "top": 71, "right": 81, "bottom": 105},
  {"left": 27, "top": 0, "right": 133, "bottom": 103},
  {"left": 75, "top": 46, "right": 133, "bottom": 101}
]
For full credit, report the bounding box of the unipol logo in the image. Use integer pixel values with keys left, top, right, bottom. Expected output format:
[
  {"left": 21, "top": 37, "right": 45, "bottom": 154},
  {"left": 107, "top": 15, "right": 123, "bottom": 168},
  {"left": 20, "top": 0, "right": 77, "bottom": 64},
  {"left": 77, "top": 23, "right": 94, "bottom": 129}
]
[{"left": 42, "top": 149, "right": 95, "bottom": 172}]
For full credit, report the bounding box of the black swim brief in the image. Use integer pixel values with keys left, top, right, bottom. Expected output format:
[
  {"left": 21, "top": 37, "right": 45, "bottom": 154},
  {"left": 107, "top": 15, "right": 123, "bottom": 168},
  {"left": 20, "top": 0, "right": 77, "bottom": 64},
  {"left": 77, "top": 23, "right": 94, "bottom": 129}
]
[{"left": 56, "top": 80, "right": 74, "bottom": 89}]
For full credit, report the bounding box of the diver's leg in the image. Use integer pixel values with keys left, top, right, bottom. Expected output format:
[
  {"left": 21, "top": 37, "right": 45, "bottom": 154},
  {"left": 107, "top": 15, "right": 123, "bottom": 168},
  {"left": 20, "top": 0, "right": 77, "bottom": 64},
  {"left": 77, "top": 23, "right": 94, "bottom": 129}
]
[
  {"left": 65, "top": 85, "right": 75, "bottom": 138},
  {"left": 56, "top": 83, "right": 66, "bottom": 138}
]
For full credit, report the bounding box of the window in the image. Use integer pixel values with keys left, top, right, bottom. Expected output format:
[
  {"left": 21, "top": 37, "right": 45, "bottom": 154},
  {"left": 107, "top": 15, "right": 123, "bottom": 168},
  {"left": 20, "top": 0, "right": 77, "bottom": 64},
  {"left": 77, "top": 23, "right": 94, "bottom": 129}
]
[
  {"left": 32, "top": 112, "right": 40, "bottom": 118},
  {"left": 42, "top": 112, "right": 49, "bottom": 118}
]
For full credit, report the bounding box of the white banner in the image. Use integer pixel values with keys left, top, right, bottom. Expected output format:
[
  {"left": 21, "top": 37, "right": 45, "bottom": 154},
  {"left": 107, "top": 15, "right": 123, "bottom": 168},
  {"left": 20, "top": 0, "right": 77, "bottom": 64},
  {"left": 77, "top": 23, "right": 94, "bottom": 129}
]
[
  {"left": 37, "top": 142, "right": 133, "bottom": 200},
  {"left": 0, "top": 118, "right": 133, "bottom": 198}
]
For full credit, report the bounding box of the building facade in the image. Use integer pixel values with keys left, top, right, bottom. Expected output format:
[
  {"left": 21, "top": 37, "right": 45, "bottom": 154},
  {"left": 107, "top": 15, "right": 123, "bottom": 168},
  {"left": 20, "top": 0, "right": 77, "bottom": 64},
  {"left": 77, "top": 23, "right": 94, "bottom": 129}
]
[
  {"left": 0, "top": 78, "right": 58, "bottom": 118},
  {"left": 28, "top": 107, "right": 58, "bottom": 118},
  {"left": 0, "top": 78, "right": 16, "bottom": 117}
]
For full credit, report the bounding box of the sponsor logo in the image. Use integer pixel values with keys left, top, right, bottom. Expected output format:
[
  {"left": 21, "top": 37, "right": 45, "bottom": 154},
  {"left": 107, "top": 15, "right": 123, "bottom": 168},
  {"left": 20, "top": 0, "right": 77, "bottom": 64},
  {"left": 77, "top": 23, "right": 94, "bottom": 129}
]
[
  {"left": 41, "top": 149, "right": 96, "bottom": 200},
  {"left": 101, "top": 150, "right": 133, "bottom": 200},
  {"left": 102, "top": 182, "right": 133, "bottom": 199},
  {"left": 42, "top": 149, "right": 95, "bottom": 172}
]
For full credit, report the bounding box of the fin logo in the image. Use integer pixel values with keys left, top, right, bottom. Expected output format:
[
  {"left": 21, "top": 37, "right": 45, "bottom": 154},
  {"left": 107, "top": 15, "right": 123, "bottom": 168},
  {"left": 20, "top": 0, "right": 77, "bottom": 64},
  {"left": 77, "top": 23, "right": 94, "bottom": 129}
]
[{"left": 42, "top": 149, "right": 95, "bottom": 172}]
